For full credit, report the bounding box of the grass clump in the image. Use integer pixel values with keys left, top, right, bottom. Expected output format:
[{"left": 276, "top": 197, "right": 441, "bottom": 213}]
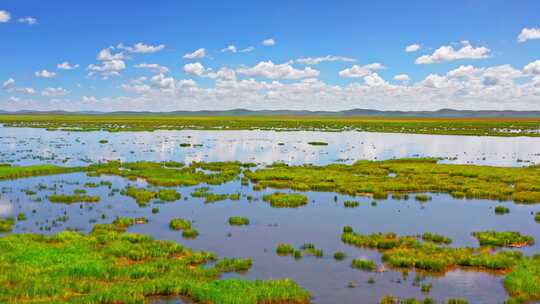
[
  {"left": 182, "top": 228, "right": 199, "bottom": 239},
  {"left": 0, "top": 220, "right": 310, "bottom": 304},
  {"left": 307, "top": 141, "right": 328, "bottom": 146},
  {"left": 351, "top": 258, "right": 377, "bottom": 271},
  {"left": 169, "top": 218, "right": 192, "bottom": 230},
  {"left": 263, "top": 192, "right": 308, "bottom": 208},
  {"left": 343, "top": 200, "right": 360, "bottom": 208},
  {"left": 214, "top": 258, "right": 253, "bottom": 272},
  {"left": 334, "top": 251, "right": 346, "bottom": 261},
  {"left": 0, "top": 164, "right": 83, "bottom": 180},
  {"left": 228, "top": 216, "right": 250, "bottom": 226},
  {"left": 245, "top": 158, "right": 540, "bottom": 204},
  {"left": 415, "top": 194, "right": 432, "bottom": 202},
  {"left": 0, "top": 217, "right": 15, "bottom": 232},
  {"left": 421, "top": 232, "right": 452, "bottom": 245},
  {"left": 121, "top": 186, "right": 156, "bottom": 206},
  {"left": 276, "top": 244, "right": 295, "bottom": 256},
  {"left": 495, "top": 205, "right": 510, "bottom": 215},
  {"left": 49, "top": 194, "right": 100, "bottom": 204},
  {"left": 158, "top": 189, "right": 181, "bottom": 201},
  {"left": 191, "top": 187, "right": 241, "bottom": 203},
  {"left": 472, "top": 231, "right": 535, "bottom": 248}
]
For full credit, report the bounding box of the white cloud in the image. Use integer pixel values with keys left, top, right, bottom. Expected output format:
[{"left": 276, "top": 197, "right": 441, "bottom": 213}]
[
  {"left": 18, "top": 17, "right": 37, "bottom": 25},
  {"left": 221, "top": 45, "right": 237, "bottom": 53},
  {"left": 151, "top": 73, "right": 176, "bottom": 90},
  {"left": 97, "top": 48, "right": 124, "bottom": 61},
  {"left": 35, "top": 70, "right": 56, "bottom": 78},
  {"left": 415, "top": 41, "right": 490, "bottom": 64},
  {"left": 183, "top": 62, "right": 206, "bottom": 76},
  {"left": 0, "top": 10, "right": 10, "bottom": 23},
  {"left": 135, "top": 63, "right": 169, "bottom": 74},
  {"left": 405, "top": 44, "right": 421, "bottom": 52},
  {"left": 394, "top": 74, "right": 410, "bottom": 82},
  {"left": 339, "top": 63, "right": 385, "bottom": 78},
  {"left": 296, "top": 55, "right": 356, "bottom": 65},
  {"left": 57, "top": 61, "right": 79, "bottom": 70},
  {"left": 237, "top": 61, "right": 319, "bottom": 79},
  {"left": 2, "top": 78, "right": 15, "bottom": 90},
  {"left": 15, "top": 87, "right": 36, "bottom": 94},
  {"left": 88, "top": 60, "right": 125, "bottom": 79},
  {"left": 240, "top": 46, "right": 255, "bottom": 53},
  {"left": 524, "top": 60, "right": 540, "bottom": 75},
  {"left": 178, "top": 79, "right": 197, "bottom": 88},
  {"left": 118, "top": 42, "right": 165, "bottom": 53},
  {"left": 517, "top": 27, "right": 540, "bottom": 43},
  {"left": 41, "top": 87, "right": 69, "bottom": 97},
  {"left": 183, "top": 48, "right": 206, "bottom": 59},
  {"left": 262, "top": 38, "right": 275, "bottom": 46}
]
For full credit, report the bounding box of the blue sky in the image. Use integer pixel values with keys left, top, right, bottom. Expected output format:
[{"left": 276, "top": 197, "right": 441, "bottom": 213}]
[{"left": 1, "top": 0, "right": 540, "bottom": 111}]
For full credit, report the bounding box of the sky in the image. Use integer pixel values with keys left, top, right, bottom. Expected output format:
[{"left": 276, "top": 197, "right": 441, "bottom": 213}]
[{"left": 1, "top": 0, "right": 540, "bottom": 112}]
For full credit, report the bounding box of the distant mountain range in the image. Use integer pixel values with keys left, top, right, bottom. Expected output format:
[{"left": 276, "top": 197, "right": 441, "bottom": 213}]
[{"left": 1, "top": 108, "right": 540, "bottom": 118}]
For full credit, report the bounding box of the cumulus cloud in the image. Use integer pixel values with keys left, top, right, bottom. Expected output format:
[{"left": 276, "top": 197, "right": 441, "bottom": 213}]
[
  {"left": 151, "top": 73, "right": 176, "bottom": 90},
  {"left": 35, "top": 70, "right": 56, "bottom": 78},
  {"left": 57, "top": 61, "right": 79, "bottom": 70},
  {"left": 89, "top": 47, "right": 126, "bottom": 79},
  {"left": 237, "top": 61, "right": 319, "bottom": 79},
  {"left": 183, "top": 48, "right": 206, "bottom": 59},
  {"left": 415, "top": 41, "right": 490, "bottom": 64},
  {"left": 2, "top": 78, "right": 15, "bottom": 90},
  {"left": 405, "top": 44, "right": 421, "bottom": 52},
  {"left": 517, "top": 27, "right": 540, "bottom": 43},
  {"left": 183, "top": 62, "right": 206, "bottom": 76},
  {"left": 296, "top": 55, "right": 356, "bottom": 65},
  {"left": 394, "top": 74, "right": 410, "bottom": 82},
  {"left": 0, "top": 10, "right": 10, "bottom": 23},
  {"left": 135, "top": 63, "right": 169, "bottom": 74},
  {"left": 262, "top": 38, "right": 275, "bottom": 46},
  {"left": 18, "top": 17, "right": 37, "bottom": 25},
  {"left": 524, "top": 60, "right": 540, "bottom": 75},
  {"left": 97, "top": 47, "right": 124, "bottom": 61},
  {"left": 339, "top": 63, "right": 385, "bottom": 78},
  {"left": 41, "top": 87, "right": 69, "bottom": 97},
  {"left": 118, "top": 42, "right": 165, "bottom": 53}
]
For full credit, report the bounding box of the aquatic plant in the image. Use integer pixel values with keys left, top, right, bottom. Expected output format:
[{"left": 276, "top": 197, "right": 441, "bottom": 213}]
[
  {"left": 504, "top": 256, "right": 540, "bottom": 303},
  {"left": 334, "top": 251, "right": 346, "bottom": 260},
  {"left": 0, "top": 217, "right": 15, "bottom": 232},
  {"left": 343, "top": 200, "right": 360, "bottom": 208},
  {"left": 16, "top": 213, "right": 26, "bottom": 221},
  {"left": 415, "top": 194, "right": 432, "bottom": 202},
  {"left": 263, "top": 192, "right": 308, "bottom": 208},
  {"left": 307, "top": 141, "right": 328, "bottom": 146},
  {"left": 246, "top": 158, "right": 540, "bottom": 204},
  {"left": 158, "top": 189, "right": 181, "bottom": 201},
  {"left": 214, "top": 258, "right": 253, "bottom": 272},
  {"left": 472, "top": 231, "right": 534, "bottom": 248},
  {"left": 121, "top": 186, "right": 157, "bottom": 206},
  {"left": 421, "top": 233, "right": 452, "bottom": 245},
  {"left": 169, "top": 218, "right": 192, "bottom": 230},
  {"left": 228, "top": 216, "right": 250, "bottom": 226},
  {"left": 351, "top": 258, "right": 377, "bottom": 271},
  {"left": 0, "top": 164, "right": 83, "bottom": 180},
  {"left": 182, "top": 228, "right": 199, "bottom": 239},
  {"left": 191, "top": 187, "right": 241, "bottom": 203},
  {"left": 49, "top": 194, "right": 100, "bottom": 204},
  {"left": 495, "top": 205, "right": 510, "bottom": 214},
  {"left": 0, "top": 221, "right": 310, "bottom": 303},
  {"left": 276, "top": 243, "right": 295, "bottom": 256}
]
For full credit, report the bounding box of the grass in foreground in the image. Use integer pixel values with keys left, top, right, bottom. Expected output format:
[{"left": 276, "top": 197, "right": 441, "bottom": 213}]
[{"left": 0, "top": 219, "right": 310, "bottom": 304}]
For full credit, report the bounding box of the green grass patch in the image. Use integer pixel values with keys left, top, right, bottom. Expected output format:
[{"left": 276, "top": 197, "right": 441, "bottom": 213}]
[
  {"left": 228, "top": 216, "right": 250, "bottom": 226},
  {"left": 472, "top": 231, "right": 534, "bottom": 248},
  {"left": 263, "top": 192, "right": 308, "bottom": 208}
]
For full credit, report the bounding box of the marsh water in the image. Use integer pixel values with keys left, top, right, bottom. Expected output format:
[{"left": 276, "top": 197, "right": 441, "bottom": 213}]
[{"left": 2, "top": 125, "right": 540, "bottom": 303}]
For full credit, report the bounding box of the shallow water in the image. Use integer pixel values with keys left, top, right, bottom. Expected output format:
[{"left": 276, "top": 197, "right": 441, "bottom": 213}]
[
  {"left": 2, "top": 126, "right": 540, "bottom": 303},
  {"left": 1, "top": 126, "right": 540, "bottom": 167}
]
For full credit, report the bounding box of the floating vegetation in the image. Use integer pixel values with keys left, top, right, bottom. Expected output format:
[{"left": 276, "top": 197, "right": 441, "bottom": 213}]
[
  {"left": 182, "top": 228, "right": 199, "bottom": 239},
  {"left": 472, "top": 231, "right": 535, "bottom": 248},
  {"left": 379, "top": 295, "right": 437, "bottom": 304},
  {"left": 415, "top": 194, "right": 432, "bottom": 202},
  {"left": 179, "top": 143, "right": 191, "bottom": 147},
  {"left": 228, "top": 216, "right": 250, "bottom": 226},
  {"left": 351, "top": 258, "right": 377, "bottom": 271},
  {"left": 49, "top": 194, "right": 100, "bottom": 204},
  {"left": 343, "top": 200, "right": 360, "bottom": 208},
  {"left": 0, "top": 220, "right": 310, "bottom": 304},
  {"left": 263, "top": 192, "right": 308, "bottom": 208},
  {"left": 0, "top": 164, "right": 83, "bottom": 180},
  {"left": 307, "top": 141, "right": 328, "bottom": 146},
  {"left": 98, "top": 139, "right": 108, "bottom": 144},
  {"left": 333, "top": 251, "right": 346, "bottom": 261},
  {"left": 121, "top": 186, "right": 156, "bottom": 206},
  {"left": 0, "top": 217, "right": 15, "bottom": 232},
  {"left": 421, "top": 233, "right": 452, "bottom": 245},
  {"left": 495, "top": 205, "right": 510, "bottom": 215},
  {"left": 169, "top": 218, "right": 192, "bottom": 230},
  {"left": 276, "top": 244, "right": 295, "bottom": 256},
  {"left": 276, "top": 243, "right": 323, "bottom": 259},
  {"left": 191, "top": 187, "right": 241, "bottom": 203},
  {"left": 341, "top": 228, "right": 524, "bottom": 273},
  {"left": 16, "top": 213, "right": 26, "bottom": 221},
  {"left": 158, "top": 189, "right": 181, "bottom": 201},
  {"left": 246, "top": 158, "right": 540, "bottom": 204}
]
